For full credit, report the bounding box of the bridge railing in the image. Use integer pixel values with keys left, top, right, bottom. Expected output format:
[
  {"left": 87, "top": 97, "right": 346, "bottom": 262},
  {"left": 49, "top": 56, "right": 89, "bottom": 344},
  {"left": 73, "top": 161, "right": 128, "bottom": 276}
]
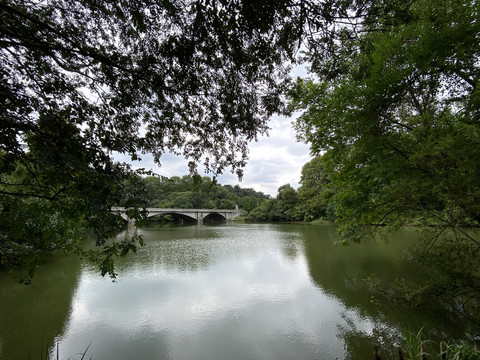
[{"left": 112, "top": 207, "right": 241, "bottom": 213}]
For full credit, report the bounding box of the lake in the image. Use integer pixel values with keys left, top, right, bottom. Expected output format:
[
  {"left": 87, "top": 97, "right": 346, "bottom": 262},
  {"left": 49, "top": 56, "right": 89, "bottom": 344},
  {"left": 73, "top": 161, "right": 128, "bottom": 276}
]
[{"left": 0, "top": 223, "right": 463, "bottom": 359}]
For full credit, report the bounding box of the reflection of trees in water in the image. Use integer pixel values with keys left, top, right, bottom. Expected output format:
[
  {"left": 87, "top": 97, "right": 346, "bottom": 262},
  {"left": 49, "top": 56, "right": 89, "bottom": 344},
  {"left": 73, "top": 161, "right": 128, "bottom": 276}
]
[
  {"left": 0, "top": 254, "right": 82, "bottom": 359},
  {"left": 300, "top": 225, "right": 465, "bottom": 353},
  {"left": 338, "top": 317, "right": 402, "bottom": 360},
  {"left": 123, "top": 223, "right": 307, "bottom": 272},
  {"left": 281, "top": 236, "right": 301, "bottom": 260},
  {"left": 279, "top": 230, "right": 305, "bottom": 261},
  {"left": 0, "top": 223, "right": 467, "bottom": 359},
  {"left": 121, "top": 225, "right": 257, "bottom": 272}
]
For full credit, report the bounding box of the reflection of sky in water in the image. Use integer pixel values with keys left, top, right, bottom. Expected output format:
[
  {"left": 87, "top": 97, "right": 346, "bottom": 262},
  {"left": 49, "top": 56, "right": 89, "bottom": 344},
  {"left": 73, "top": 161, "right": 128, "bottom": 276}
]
[{"left": 56, "top": 224, "right": 378, "bottom": 360}]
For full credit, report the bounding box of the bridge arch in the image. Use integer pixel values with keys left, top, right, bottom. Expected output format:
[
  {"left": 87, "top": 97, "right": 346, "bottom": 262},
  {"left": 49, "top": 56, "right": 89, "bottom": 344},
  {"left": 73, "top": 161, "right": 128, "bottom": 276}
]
[
  {"left": 202, "top": 212, "right": 227, "bottom": 223},
  {"left": 147, "top": 212, "right": 197, "bottom": 223}
]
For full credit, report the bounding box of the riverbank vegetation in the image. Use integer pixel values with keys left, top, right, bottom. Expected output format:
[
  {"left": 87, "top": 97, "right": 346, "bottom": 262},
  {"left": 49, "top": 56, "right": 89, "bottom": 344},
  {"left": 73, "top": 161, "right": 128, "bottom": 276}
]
[
  {"left": 138, "top": 175, "right": 269, "bottom": 213},
  {"left": 1, "top": 0, "right": 479, "bottom": 345},
  {"left": 287, "top": 0, "right": 480, "bottom": 338},
  {"left": 245, "top": 156, "right": 334, "bottom": 223},
  {"left": 128, "top": 157, "right": 331, "bottom": 224},
  {"left": 374, "top": 327, "right": 480, "bottom": 360}
]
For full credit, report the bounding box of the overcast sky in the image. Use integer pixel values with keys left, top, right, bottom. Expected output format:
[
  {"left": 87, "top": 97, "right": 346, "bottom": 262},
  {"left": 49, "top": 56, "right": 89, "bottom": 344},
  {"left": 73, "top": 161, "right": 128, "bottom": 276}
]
[
  {"left": 116, "top": 113, "right": 311, "bottom": 197},
  {"left": 117, "top": 66, "right": 312, "bottom": 197},
  {"left": 214, "top": 114, "right": 312, "bottom": 196}
]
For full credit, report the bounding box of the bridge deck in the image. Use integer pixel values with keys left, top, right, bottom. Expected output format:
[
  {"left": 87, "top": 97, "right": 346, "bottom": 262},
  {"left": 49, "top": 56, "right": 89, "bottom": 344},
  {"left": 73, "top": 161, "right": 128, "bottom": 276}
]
[{"left": 112, "top": 207, "right": 242, "bottom": 224}]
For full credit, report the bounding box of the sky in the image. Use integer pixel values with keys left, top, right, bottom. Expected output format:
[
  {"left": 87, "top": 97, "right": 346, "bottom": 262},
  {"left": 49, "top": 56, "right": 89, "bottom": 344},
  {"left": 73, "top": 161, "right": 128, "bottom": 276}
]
[
  {"left": 116, "top": 66, "right": 312, "bottom": 197},
  {"left": 119, "top": 114, "right": 312, "bottom": 197},
  {"left": 215, "top": 114, "right": 312, "bottom": 196}
]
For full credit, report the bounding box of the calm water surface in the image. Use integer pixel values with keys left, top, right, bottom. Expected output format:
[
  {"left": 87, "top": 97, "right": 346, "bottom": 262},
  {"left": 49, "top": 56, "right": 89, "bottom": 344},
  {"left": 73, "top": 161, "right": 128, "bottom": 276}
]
[{"left": 0, "top": 223, "right": 462, "bottom": 359}]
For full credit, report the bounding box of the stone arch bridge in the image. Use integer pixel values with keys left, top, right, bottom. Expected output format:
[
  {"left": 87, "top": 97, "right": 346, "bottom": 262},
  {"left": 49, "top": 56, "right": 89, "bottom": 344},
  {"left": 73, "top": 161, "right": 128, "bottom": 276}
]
[{"left": 112, "top": 207, "right": 242, "bottom": 225}]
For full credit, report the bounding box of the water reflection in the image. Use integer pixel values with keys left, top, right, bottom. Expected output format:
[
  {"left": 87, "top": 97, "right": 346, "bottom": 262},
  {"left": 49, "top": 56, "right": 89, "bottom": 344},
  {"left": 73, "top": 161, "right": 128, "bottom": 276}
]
[
  {"left": 0, "top": 253, "right": 81, "bottom": 359},
  {"left": 301, "top": 224, "right": 464, "bottom": 356},
  {"left": 0, "top": 223, "right": 463, "bottom": 360},
  {"left": 57, "top": 224, "right": 364, "bottom": 360}
]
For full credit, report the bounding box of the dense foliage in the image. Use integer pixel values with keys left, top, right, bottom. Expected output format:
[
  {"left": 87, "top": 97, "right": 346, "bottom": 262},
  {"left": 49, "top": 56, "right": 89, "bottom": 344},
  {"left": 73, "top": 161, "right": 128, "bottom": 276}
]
[
  {"left": 245, "top": 156, "right": 334, "bottom": 222},
  {"left": 2, "top": 0, "right": 480, "bottom": 332},
  {"left": 288, "top": 0, "right": 480, "bottom": 327},
  {"left": 138, "top": 175, "right": 269, "bottom": 215},
  {"left": 0, "top": 0, "right": 310, "bottom": 277}
]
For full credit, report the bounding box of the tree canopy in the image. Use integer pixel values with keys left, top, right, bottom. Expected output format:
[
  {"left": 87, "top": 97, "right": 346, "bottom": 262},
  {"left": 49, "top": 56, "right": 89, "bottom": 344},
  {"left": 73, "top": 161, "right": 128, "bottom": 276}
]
[
  {"left": 246, "top": 157, "right": 333, "bottom": 223},
  {"left": 2, "top": 0, "right": 480, "bottom": 327},
  {"left": 0, "top": 0, "right": 310, "bottom": 277},
  {"left": 289, "top": 0, "right": 480, "bottom": 324},
  {"left": 140, "top": 175, "right": 268, "bottom": 213}
]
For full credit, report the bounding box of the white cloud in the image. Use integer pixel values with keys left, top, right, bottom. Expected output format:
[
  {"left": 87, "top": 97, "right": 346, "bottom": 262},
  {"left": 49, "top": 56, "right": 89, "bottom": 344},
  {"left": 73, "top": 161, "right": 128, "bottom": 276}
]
[
  {"left": 114, "top": 115, "right": 311, "bottom": 197},
  {"left": 219, "top": 115, "right": 311, "bottom": 195}
]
